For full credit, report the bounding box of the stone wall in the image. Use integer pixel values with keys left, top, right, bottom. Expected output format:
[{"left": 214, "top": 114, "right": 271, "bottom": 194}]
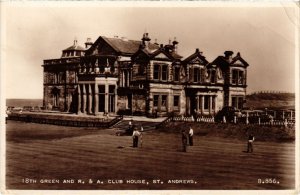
[{"left": 132, "top": 94, "right": 146, "bottom": 114}]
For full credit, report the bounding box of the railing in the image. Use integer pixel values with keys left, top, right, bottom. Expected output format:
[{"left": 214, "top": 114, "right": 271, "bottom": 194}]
[
  {"left": 107, "top": 115, "right": 123, "bottom": 127},
  {"left": 7, "top": 113, "right": 123, "bottom": 128},
  {"left": 155, "top": 116, "right": 173, "bottom": 129},
  {"left": 172, "top": 115, "right": 215, "bottom": 123},
  {"left": 154, "top": 114, "right": 295, "bottom": 129}
]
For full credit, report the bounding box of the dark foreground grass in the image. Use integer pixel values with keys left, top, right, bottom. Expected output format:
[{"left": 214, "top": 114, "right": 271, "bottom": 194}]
[{"left": 6, "top": 121, "right": 295, "bottom": 190}]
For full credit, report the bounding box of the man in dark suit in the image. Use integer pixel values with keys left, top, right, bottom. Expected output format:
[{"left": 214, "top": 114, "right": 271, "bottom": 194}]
[{"left": 182, "top": 129, "right": 188, "bottom": 152}]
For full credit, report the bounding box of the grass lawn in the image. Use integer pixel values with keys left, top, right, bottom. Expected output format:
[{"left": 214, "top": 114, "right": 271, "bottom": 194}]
[{"left": 5, "top": 121, "right": 295, "bottom": 190}]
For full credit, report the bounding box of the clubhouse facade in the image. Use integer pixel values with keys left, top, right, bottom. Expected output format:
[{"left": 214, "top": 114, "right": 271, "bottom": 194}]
[{"left": 42, "top": 33, "right": 249, "bottom": 117}]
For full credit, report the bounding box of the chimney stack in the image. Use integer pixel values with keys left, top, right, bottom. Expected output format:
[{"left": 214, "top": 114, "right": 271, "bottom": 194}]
[
  {"left": 172, "top": 37, "right": 178, "bottom": 53},
  {"left": 142, "top": 33, "right": 151, "bottom": 49},
  {"left": 224, "top": 51, "right": 234, "bottom": 62},
  {"left": 85, "top": 38, "right": 93, "bottom": 49},
  {"left": 74, "top": 38, "right": 78, "bottom": 46}
]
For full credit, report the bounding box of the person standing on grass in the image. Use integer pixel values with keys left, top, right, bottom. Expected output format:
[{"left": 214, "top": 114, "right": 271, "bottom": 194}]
[
  {"left": 247, "top": 134, "right": 255, "bottom": 153},
  {"left": 132, "top": 127, "right": 141, "bottom": 148},
  {"left": 182, "top": 129, "right": 188, "bottom": 152},
  {"left": 129, "top": 119, "right": 133, "bottom": 129},
  {"left": 189, "top": 126, "right": 194, "bottom": 146},
  {"left": 140, "top": 125, "right": 144, "bottom": 147}
]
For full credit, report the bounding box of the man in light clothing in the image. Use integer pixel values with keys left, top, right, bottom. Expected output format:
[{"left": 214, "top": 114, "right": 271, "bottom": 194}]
[
  {"left": 132, "top": 128, "right": 141, "bottom": 148},
  {"left": 188, "top": 126, "right": 194, "bottom": 146},
  {"left": 247, "top": 134, "right": 255, "bottom": 153}
]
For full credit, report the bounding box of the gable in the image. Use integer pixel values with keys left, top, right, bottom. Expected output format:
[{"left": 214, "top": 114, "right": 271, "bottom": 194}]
[
  {"left": 85, "top": 37, "right": 118, "bottom": 56},
  {"left": 154, "top": 53, "right": 169, "bottom": 59},
  {"left": 232, "top": 59, "right": 247, "bottom": 66},
  {"left": 133, "top": 50, "right": 150, "bottom": 61},
  {"left": 151, "top": 51, "right": 173, "bottom": 61},
  {"left": 190, "top": 56, "right": 206, "bottom": 65},
  {"left": 94, "top": 41, "right": 117, "bottom": 56},
  {"left": 183, "top": 52, "right": 209, "bottom": 65}
]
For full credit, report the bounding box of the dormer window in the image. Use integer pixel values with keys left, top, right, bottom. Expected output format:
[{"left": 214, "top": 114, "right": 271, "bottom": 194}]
[
  {"left": 210, "top": 69, "right": 216, "bottom": 83},
  {"left": 153, "top": 63, "right": 168, "bottom": 81},
  {"left": 193, "top": 67, "right": 201, "bottom": 83},
  {"left": 232, "top": 69, "right": 244, "bottom": 85},
  {"left": 161, "top": 65, "right": 168, "bottom": 81},
  {"left": 154, "top": 65, "right": 160, "bottom": 80}
]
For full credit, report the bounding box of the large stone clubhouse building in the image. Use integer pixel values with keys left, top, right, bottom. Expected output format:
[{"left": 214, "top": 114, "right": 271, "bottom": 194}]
[{"left": 42, "top": 33, "right": 249, "bottom": 117}]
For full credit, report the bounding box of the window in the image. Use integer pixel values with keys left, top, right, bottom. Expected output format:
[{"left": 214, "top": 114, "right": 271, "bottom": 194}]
[
  {"left": 138, "top": 64, "right": 145, "bottom": 75},
  {"left": 204, "top": 96, "right": 209, "bottom": 110},
  {"left": 98, "top": 85, "right": 105, "bottom": 112},
  {"left": 174, "top": 67, "right": 180, "bottom": 82},
  {"left": 161, "top": 65, "right": 168, "bottom": 81},
  {"left": 232, "top": 69, "right": 244, "bottom": 85},
  {"left": 238, "top": 97, "right": 244, "bottom": 109},
  {"left": 161, "top": 95, "right": 167, "bottom": 107},
  {"left": 238, "top": 71, "right": 244, "bottom": 84},
  {"left": 232, "top": 97, "right": 237, "bottom": 109},
  {"left": 232, "top": 96, "right": 244, "bottom": 109},
  {"left": 154, "top": 65, "right": 160, "bottom": 80},
  {"left": 109, "top": 85, "right": 115, "bottom": 113},
  {"left": 98, "top": 85, "right": 105, "bottom": 93},
  {"left": 109, "top": 85, "right": 115, "bottom": 94},
  {"left": 154, "top": 64, "right": 168, "bottom": 81},
  {"left": 153, "top": 95, "right": 159, "bottom": 107},
  {"left": 232, "top": 70, "right": 238, "bottom": 84},
  {"left": 210, "top": 70, "right": 216, "bottom": 83},
  {"left": 174, "top": 96, "right": 179, "bottom": 107},
  {"left": 193, "top": 68, "right": 200, "bottom": 82}
]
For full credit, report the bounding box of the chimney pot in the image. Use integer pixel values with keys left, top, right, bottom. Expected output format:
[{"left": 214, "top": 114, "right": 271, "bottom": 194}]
[{"left": 224, "top": 51, "right": 234, "bottom": 57}]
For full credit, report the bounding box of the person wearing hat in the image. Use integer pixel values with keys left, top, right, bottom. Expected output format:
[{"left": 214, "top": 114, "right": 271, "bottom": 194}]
[{"left": 132, "top": 127, "right": 141, "bottom": 148}]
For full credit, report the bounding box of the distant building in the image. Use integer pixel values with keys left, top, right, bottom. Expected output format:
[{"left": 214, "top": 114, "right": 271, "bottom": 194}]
[{"left": 42, "top": 33, "right": 249, "bottom": 116}]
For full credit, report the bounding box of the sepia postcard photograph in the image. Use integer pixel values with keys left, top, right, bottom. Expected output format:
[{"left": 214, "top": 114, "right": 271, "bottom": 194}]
[{"left": 0, "top": 1, "right": 299, "bottom": 195}]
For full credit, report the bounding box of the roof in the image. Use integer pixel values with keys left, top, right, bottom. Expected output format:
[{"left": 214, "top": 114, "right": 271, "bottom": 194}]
[
  {"left": 183, "top": 49, "right": 209, "bottom": 65},
  {"left": 63, "top": 44, "right": 85, "bottom": 51},
  {"left": 132, "top": 46, "right": 182, "bottom": 61},
  {"left": 211, "top": 52, "right": 249, "bottom": 68},
  {"left": 101, "top": 36, "right": 159, "bottom": 55}
]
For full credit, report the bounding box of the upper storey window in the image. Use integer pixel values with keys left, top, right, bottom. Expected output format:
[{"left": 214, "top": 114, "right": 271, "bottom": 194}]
[
  {"left": 174, "top": 67, "right": 180, "bottom": 82},
  {"left": 154, "top": 65, "right": 160, "bottom": 80},
  {"left": 161, "top": 65, "right": 168, "bottom": 81},
  {"left": 193, "top": 68, "right": 201, "bottom": 83},
  {"left": 232, "top": 69, "right": 245, "bottom": 85},
  {"left": 210, "top": 69, "right": 216, "bottom": 83},
  {"left": 153, "top": 63, "right": 168, "bottom": 81}
]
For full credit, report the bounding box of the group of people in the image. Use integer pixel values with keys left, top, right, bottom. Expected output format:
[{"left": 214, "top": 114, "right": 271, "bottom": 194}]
[
  {"left": 181, "top": 126, "right": 255, "bottom": 153},
  {"left": 181, "top": 126, "right": 194, "bottom": 152},
  {"left": 129, "top": 119, "right": 255, "bottom": 153}
]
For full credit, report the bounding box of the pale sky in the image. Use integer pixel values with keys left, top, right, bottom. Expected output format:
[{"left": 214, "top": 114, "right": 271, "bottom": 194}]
[{"left": 2, "top": 3, "right": 298, "bottom": 99}]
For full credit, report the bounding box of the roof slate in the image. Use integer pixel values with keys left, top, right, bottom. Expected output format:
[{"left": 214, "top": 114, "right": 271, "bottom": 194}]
[
  {"left": 63, "top": 45, "right": 86, "bottom": 51},
  {"left": 102, "top": 36, "right": 159, "bottom": 55}
]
